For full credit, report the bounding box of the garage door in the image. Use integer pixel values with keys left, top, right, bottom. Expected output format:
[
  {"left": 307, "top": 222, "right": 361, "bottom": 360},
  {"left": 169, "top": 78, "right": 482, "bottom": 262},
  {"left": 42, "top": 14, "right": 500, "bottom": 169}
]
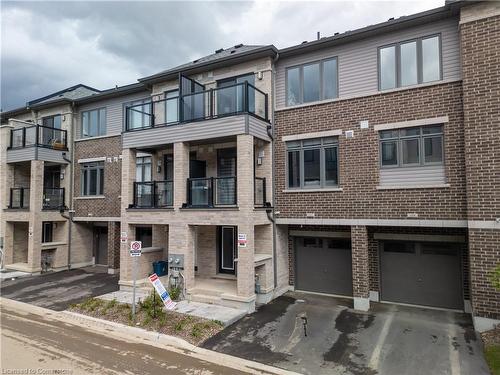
[
  {"left": 295, "top": 237, "right": 352, "bottom": 296},
  {"left": 380, "top": 241, "right": 463, "bottom": 309}
]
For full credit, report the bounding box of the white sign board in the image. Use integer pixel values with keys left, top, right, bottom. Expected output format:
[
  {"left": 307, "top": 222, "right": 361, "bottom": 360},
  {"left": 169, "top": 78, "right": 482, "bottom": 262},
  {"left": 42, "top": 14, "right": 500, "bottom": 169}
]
[
  {"left": 238, "top": 233, "right": 247, "bottom": 248},
  {"left": 130, "top": 241, "right": 142, "bottom": 257},
  {"left": 120, "top": 232, "right": 128, "bottom": 243},
  {"left": 149, "top": 273, "right": 176, "bottom": 310}
]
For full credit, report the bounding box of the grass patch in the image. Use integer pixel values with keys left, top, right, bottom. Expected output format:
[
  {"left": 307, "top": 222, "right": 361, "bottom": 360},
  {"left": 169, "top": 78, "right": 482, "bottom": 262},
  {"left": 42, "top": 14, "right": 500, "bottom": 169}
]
[
  {"left": 68, "top": 295, "right": 224, "bottom": 345},
  {"left": 485, "top": 345, "right": 500, "bottom": 375}
]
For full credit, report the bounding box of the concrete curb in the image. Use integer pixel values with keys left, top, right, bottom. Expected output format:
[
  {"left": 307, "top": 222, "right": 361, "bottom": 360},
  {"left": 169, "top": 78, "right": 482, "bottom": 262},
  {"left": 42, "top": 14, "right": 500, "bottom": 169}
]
[{"left": 0, "top": 297, "right": 300, "bottom": 375}]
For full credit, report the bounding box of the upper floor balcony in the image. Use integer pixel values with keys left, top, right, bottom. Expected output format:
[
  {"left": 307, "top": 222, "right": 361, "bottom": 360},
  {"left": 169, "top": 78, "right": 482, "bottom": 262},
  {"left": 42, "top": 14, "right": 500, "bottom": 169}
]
[
  {"left": 6, "top": 123, "right": 68, "bottom": 164},
  {"left": 122, "top": 78, "right": 271, "bottom": 149},
  {"left": 8, "top": 187, "right": 65, "bottom": 211}
]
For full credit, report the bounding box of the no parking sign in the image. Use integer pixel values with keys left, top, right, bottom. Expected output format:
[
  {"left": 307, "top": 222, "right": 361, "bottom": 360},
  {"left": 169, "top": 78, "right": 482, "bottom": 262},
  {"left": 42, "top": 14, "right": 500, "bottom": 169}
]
[{"left": 130, "top": 241, "right": 142, "bottom": 257}]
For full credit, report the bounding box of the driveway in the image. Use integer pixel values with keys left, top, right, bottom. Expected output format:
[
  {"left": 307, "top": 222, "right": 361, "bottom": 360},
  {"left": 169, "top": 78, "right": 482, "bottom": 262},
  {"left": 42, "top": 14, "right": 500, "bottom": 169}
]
[
  {"left": 0, "top": 267, "right": 119, "bottom": 311},
  {"left": 203, "top": 292, "right": 490, "bottom": 375}
]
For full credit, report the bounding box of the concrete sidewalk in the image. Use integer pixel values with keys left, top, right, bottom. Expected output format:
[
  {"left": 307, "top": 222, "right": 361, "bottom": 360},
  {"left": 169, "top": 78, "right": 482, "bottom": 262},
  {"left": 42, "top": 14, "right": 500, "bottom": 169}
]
[{"left": 0, "top": 297, "right": 299, "bottom": 375}]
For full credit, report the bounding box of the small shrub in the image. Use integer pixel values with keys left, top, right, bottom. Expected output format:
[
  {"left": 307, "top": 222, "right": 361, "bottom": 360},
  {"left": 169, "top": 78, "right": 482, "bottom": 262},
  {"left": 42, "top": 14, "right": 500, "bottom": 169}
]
[
  {"left": 139, "top": 292, "right": 164, "bottom": 319},
  {"left": 191, "top": 323, "right": 204, "bottom": 338},
  {"left": 168, "top": 287, "right": 181, "bottom": 301}
]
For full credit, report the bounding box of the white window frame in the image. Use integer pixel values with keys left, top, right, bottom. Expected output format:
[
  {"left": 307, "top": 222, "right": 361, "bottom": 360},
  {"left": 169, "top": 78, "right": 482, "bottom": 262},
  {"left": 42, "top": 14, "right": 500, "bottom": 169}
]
[
  {"left": 81, "top": 108, "right": 106, "bottom": 138},
  {"left": 81, "top": 161, "right": 104, "bottom": 196}
]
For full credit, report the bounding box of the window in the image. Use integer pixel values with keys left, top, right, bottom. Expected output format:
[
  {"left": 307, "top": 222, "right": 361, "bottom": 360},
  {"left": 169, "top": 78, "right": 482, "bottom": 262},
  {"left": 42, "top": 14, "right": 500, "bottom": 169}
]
[
  {"left": 379, "top": 125, "right": 443, "bottom": 168},
  {"left": 126, "top": 99, "right": 151, "bottom": 130},
  {"left": 165, "top": 90, "right": 179, "bottom": 124},
  {"left": 82, "top": 108, "right": 106, "bottom": 137},
  {"left": 42, "top": 115, "right": 62, "bottom": 129},
  {"left": 286, "top": 137, "right": 339, "bottom": 189},
  {"left": 379, "top": 35, "right": 441, "bottom": 90},
  {"left": 81, "top": 162, "right": 104, "bottom": 196},
  {"left": 42, "top": 222, "right": 53, "bottom": 243},
  {"left": 286, "top": 57, "right": 338, "bottom": 106},
  {"left": 136, "top": 156, "right": 152, "bottom": 182},
  {"left": 136, "top": 226, "right": 152, "bottom": 248}
]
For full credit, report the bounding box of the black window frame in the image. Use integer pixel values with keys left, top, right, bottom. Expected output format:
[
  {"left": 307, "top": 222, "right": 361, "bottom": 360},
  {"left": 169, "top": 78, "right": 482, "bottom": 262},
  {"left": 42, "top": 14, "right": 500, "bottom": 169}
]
[
  {"left": 136, "top": 226, "right": 152, "bottom": 248},
  {"left": 81, "top": 161, "right": 105, "bottom": 196},
  {"left": 379, "top": 124, "right": 444, "bottom": 169},
  {"left": 81, "top": 107, "right": 107, "bottom": 138},
  {"left": 285, "top": 137, "right": 339, "bottom": 189},
  {"left": 285, "top": 57, "right": 339, "bottom": 106},
  {"left": 42, "top": 115, "right": 62, "bottom": 129},
  {"left": 42, "top": 222, "right": 53, "bottom": 243},
  {"left": 164, "top": 89, "right": 180, "bottom": 125}
]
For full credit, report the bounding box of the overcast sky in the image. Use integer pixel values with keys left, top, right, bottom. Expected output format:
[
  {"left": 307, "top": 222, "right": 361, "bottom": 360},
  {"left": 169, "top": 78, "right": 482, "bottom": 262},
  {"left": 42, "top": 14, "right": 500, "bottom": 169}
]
[{"left": 1, "top": 0, "right": 443, "bottom": 111}]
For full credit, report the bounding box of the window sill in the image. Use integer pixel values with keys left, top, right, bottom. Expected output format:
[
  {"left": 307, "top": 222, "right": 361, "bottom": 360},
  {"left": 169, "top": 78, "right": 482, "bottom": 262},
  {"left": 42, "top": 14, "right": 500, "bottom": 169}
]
[
  {"left": 141, "top": 247, "right": 163, "bottom": 254},
  {"left": 376, "top": 184, "right": 450, "bottom": 190},
  {"left": 75, "top": 195, "right": 106, "bottom": 199},
  {"left": 283, "top": 188, "right": 343, "bottom": 193}
]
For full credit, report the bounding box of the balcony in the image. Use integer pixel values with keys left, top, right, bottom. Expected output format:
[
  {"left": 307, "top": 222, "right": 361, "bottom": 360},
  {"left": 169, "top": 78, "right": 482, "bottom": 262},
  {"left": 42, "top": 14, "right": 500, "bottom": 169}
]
[
  {"left": 186, "top": 177, "right": 237, "bottom": 208},
  {"left": 122, "top": 81, "right": 271, "bottom": 149},
  {"left": 7, "top": 124, "right": 68, "bottom": 164},
  {"left": 8, "top": 188, "right": 30, "bottom": 209},
  {"left": 133, "top": 181, "right": 173, "bottom": 208},
  {"left": 43, "top": 188, "right": 65, "bottom": 210}
]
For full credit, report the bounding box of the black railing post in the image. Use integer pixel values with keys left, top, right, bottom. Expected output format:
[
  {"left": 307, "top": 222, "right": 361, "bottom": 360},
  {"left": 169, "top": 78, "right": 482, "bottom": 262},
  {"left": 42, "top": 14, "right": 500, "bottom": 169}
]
[
  {"left": 10, "top": 129, "right": 13, "bottom": 148},
  {"left": 62, "top": 188, "right": 65, "bottom": 209},
  {"left": 210, "top": 88, "right": 214, "bottom": 118},
  {"left": 35, "top": 125, "right": 39, "bottom": 146},
  {"left": 22, "top": 127, "right": 26, "bottom": 148},
  {"left": 244, "top": 81, "right": 249, "bottom": 113},
  {"left": 265, "top": 94, "right": 269, "bottom": 121},
  {"left": 234, "top": 177, "right": 238, "bottom": 205},
  {"left": 9, "top": 188, "right": 13, "bottom": 208},
  {"left": 187, "top": 178, "right": 191, "bottom": 206},
  {"left": 151, "top": 102, "right": 155, "bottom": 127},
  {"left": 152, "top": 181, "right": 157, "bottom": 208},
  {"left": 210, "top": 177, "right": 214, "bottom": 207},
  {"left": 20, "top": 188, "right": 24, "bottom": 209},
  {"left": 133, "top": 182, "right": 137, "bottom": 207}
]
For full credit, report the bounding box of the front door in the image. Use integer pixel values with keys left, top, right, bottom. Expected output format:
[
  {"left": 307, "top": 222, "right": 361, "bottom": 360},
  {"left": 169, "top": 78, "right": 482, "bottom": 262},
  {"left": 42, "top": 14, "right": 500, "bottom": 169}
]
[
  {"left": 218, "top": 226, "right": 236, "bottom": 274},
  {"left": 94, "top": 226, "right": 108, "bottom": 266},
  {"left": 217, "top": 148, "right": 236, "bottom": 205}
]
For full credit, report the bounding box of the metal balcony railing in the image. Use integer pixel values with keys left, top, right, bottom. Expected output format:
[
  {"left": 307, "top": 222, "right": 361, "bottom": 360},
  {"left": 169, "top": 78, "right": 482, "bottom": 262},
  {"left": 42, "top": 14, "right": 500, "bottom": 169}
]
[
  {"left": 254, "top": 177, "right": 267, "bottom": 207},
  {"left": 9, "top": 188, "right": 30, "bottom": 209},
  {"left": 43, "top": 188, "right": 65, "bottom": 210},
  {"left": 133, "top": 180, "right": 173, "bottom": 208},
  {"left": 187, "top": 177, "right": 237, "bottom": 207},
  {"left": 125, "top": 81, "right": 268, "bottom": 131},
  {"left": 9, "top": 124, "right": 67, "bottom": 150}
]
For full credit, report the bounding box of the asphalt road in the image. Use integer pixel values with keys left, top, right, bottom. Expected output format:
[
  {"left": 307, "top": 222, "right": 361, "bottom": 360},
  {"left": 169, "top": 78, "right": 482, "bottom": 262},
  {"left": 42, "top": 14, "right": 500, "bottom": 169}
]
[{"left": 0, "top": 301, "right": 250, "bottom": 375}]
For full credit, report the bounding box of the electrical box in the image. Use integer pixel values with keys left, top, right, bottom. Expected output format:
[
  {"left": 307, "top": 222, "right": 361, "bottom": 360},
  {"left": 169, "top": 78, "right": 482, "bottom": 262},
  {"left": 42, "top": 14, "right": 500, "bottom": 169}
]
[
  {"left": 168, "top": 254, "right": 184, "bottom": 269},
  {"left": 345, "top": 130, "right": 354, "bottom": 139},
  {"left": 360, "top": 120, "right": 369, "bottom": 129}
]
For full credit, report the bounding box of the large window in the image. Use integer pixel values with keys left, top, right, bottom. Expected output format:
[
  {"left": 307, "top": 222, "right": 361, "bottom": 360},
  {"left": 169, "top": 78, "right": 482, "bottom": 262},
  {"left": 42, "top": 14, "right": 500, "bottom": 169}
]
[
  {"left": 136, "top": 156, "right": 152, "bottom": 182},
  {"left": 165, "top": 90, "right": 179, "bottom": 124},
  {"left": 286, "top": 137, "right": 338, "bottom": 189},
  {"left": 379, "top": 125, "right": 443, "bottom": 168},
  {"left": 42, "top": 115, "right": 62, "bottom": 129},
  {"left": 286, "top": 57, "right": 338, "bottom": 106},
  {"left": 126, "top": 99, "right": 152, "bottom": 130},
  {"left": 136, "top": 226, "right": 152, "bottom": 248},
  {"left": 379, "top": 35, "right": 441, "bottom": 90},
  {"left": 81, "top": 162, "right": 104, "bottom": 196},
  {"left": 82, "top": 108, "right": 106, "bottom": 137}
]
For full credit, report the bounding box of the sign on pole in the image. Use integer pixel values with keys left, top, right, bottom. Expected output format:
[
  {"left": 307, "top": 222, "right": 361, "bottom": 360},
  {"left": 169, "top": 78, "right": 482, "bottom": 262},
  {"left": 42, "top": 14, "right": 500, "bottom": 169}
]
[
  {"left": 238, "top": 233, "right": 247, "bottom": 248},
  {"left": 130, "top": 241, "right": 142, "bottom": 257},
  {"left": 149, "top": 273, "right": 176, "bottom": 310}
]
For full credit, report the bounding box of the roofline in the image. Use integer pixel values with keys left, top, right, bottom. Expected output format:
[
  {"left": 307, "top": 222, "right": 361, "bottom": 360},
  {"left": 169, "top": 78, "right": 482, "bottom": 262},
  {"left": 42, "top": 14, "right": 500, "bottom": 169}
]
[
  {"left": 74, "top": 82, "right": 149, "bottom": 105},
  {"left": 278, "top": 3, "right": 463, "bottom": 58},
  {"left": 139, "top": 45, "right": 278, "bottom": 84},
  {"left": 27, "top": 83, "right": 100, "bottom": 106}
]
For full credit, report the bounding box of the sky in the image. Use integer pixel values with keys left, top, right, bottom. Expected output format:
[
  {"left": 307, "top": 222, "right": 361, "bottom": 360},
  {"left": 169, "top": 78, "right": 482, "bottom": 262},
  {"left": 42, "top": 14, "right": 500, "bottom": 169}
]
[{"left": 1, "top": 0, "right": 443, "bottom": 111}]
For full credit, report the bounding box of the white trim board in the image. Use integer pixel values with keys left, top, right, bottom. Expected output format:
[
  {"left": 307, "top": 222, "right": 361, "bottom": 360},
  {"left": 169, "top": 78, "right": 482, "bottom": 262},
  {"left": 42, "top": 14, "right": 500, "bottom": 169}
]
[
  {"left": 77, "top": 156, "right": 106, "bottom": 163},
  {"left": 373, "top": 116, "right": 449, "bottom": 132},
  {"left": 282, "top": 129, "right": 342, "bottom": 142},
  {"left": 72, "top": 217, "right": 120, "bottom": 222}
]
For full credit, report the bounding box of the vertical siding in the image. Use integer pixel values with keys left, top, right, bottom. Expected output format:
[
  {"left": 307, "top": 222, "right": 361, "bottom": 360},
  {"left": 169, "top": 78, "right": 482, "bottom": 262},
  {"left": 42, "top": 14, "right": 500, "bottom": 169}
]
[
  {"left": 275, "top": 18, "right": 461, "bottom": 109},
  {"left": 75, "top": 91, "right": 150, "bottom": 139}
]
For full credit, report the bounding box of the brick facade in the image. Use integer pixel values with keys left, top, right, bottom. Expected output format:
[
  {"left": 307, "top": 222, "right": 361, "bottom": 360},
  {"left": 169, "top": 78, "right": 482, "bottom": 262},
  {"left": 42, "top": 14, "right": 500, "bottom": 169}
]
[
  {"left": 275, "top": 82, "right": 466, "bottom": 220},
  {"left": 74, "top": 136, "right": 122, "bottom": 218}
]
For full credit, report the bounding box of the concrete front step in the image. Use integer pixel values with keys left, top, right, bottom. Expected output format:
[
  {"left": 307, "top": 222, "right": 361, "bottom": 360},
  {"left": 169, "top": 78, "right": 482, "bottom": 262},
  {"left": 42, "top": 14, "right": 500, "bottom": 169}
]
[
  {"left": 188, "top": 293, "right": 222, "bottom": 305},
  {"left": 188, "top": 288, "right": 225, "bottom": 297}
]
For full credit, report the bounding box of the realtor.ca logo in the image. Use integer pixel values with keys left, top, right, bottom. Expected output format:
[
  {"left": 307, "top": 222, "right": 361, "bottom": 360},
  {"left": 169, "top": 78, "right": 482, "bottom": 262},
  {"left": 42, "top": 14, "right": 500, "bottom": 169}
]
[{"left": 2, "top": 369, "right": 73, "bottom": 374}]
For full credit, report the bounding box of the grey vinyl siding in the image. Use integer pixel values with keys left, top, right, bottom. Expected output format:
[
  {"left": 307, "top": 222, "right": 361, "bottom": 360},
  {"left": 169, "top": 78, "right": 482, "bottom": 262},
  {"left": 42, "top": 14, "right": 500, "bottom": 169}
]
[
  {"left": 75, "top": 91, "right": 150, "bottom": 139},
  {"left": 6, "top": 147, "right": 68, "bottom": 164},
  {"left": 276, "top": 18, "right": 460, "bottom": 109},
  {"left": 123, "top": 114, "right": 269, "bottom": 149},
  {"left": 379, "top": 165, "right": 446, "bottom": 186}
]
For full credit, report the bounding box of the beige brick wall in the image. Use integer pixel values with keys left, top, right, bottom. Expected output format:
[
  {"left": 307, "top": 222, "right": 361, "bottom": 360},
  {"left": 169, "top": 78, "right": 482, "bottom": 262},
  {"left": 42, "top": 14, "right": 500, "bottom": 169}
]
[
  {"left": 13, "top": 222, "right": 28, "bottom": 263},
  {"left": 196, "top": 225, "right": 217, "bottom": 278}
]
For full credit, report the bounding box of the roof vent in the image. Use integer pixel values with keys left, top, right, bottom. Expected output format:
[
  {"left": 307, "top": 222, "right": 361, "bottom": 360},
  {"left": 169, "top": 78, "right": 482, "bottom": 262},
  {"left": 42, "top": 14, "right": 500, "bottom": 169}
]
[
  {"left": 388, "top": 17, "right": 394, "bottom": 21},
  {"left": 234, "top": 43, "right": 243, "bottom": 48},
  {"left": 301, "top": 41, "right": 308, "bottom": 44},
  {"left": 193, "top": 59, "right": 199, "bottom": 63},
  {"left": 334, "top": 32, "right": 339, "bottom": 36},
  {"left": 230, "top": 50, "right": 236, "bottom": 54},
  {"left": 215, "top": 48, "right": 224, "bottom": 54}
]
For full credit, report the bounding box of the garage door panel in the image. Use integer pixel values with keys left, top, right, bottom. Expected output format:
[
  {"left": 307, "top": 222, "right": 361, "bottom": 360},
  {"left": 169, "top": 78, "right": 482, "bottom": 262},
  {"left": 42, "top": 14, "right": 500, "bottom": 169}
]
[
  {"left": 380, "top": 241, "right": 463, "bottom": 310},
  {"left": 295, "top": 238, "right": 353, "bottom": 296}
]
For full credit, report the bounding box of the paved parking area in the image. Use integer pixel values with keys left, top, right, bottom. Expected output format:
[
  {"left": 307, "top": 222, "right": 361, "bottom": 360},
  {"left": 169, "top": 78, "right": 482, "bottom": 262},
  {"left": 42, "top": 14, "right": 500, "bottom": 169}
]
[
  {"left": 0, "top": 267, "right": 119, "bottom": 311},
  {"left": 203, "top": 292, "right": 490, "bottom": 375}
]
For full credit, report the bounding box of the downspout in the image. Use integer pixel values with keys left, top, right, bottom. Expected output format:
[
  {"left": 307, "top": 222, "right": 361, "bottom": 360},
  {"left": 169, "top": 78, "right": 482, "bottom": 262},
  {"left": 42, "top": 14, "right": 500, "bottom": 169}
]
[
  {"left": 61, "top": 102, "right": 76, "bottom": 270},
  {"left": 271, "top": 52, "right": 279, "bottom": 290}
]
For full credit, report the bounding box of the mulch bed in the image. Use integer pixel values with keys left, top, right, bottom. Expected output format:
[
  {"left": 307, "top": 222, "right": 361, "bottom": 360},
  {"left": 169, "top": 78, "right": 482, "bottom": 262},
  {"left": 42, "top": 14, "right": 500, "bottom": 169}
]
[{"left": 482, "top": 326, "right": 500, "bottom": 347}]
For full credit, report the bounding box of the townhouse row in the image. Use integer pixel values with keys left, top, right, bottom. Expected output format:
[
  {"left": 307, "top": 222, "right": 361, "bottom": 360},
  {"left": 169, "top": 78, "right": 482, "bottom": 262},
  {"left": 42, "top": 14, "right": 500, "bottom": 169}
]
[{"left": 0, "top": 0, "right": 498, "bottom": 331}]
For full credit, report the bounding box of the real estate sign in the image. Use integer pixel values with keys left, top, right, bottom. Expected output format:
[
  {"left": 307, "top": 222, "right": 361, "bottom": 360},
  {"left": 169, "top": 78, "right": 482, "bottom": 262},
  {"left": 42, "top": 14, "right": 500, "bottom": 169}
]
[{"left": 149, "top": 273, "right": 176, "bottom": 310}]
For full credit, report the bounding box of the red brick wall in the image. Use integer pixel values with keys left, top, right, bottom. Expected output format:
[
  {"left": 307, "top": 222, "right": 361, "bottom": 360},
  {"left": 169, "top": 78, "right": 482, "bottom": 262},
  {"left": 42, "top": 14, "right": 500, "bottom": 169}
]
[
  {"left": 351, "top": 226, "right": 369, "bottom": 298},
  {"left": 274, "top": 82, "right": 466, "bottom": 221},
  {"left": 74, "top": 136, "right": 122, "bottom": 218}
]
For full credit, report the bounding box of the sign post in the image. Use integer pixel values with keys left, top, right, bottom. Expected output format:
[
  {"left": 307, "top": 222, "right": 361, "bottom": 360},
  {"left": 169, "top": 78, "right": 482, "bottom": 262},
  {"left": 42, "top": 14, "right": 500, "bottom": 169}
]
[{"left": 130, "top": 241, "right": 142, "bottom": 321}]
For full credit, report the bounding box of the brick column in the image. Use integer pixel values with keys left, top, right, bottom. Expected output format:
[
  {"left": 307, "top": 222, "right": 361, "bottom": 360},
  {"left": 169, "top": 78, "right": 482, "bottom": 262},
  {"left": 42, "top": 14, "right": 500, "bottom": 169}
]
[
  {"left": 236, "top": 134, "right": 254, "bottom": 211},
  {"left": 351, "top": 225, "right": 370, "bottom": 311},
  {"left": 236, "top": 222, "right": 255, "bottom": 298},
  {"left": 27, "top": 160, "right": 44, "bottom": 272},
  {"left": 120, "top": 148, "right": 136, "bottom": 214},
  {"left": 107, "top": 221, "right": 120, "bottom": 273},
  {"left": 173, "top": 142, "right": 189, "bottom": 209},
  {"left": 169, "top": 223, "right": 195, "bottom": 290},
  {"left": 2, "top": 221, "right": 14, "bottom": 265}
]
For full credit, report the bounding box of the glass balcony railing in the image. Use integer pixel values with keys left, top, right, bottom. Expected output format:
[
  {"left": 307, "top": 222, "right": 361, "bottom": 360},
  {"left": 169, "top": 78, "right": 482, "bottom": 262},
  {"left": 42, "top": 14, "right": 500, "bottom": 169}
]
[
  {"left": 186, "top": 177, "right": 237, "bottom": 207},
  {"left": 125, "top": 82, "right": 268, "bottom": 131},
  {"left": 9, "top": 125, "right": 67, "bottom": 150},
  {"left": 133, "top": 181, "right": 173, "bottom": 208},
  {"left": 9, "top": 188, "right": 30, "bottom": 209},
  {"left": 43, "top": 188, "right": 65, "bottom": 210}
]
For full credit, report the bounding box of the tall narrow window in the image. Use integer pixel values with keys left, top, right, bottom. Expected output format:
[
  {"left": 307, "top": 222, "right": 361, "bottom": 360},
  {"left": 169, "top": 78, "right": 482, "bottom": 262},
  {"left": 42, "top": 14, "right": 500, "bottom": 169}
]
[
  {"left": 136, "top": 156, "right": 152, "bottom": 182},
  {"left": 165, "top": 90, "right": 179, "bottom": 124},
  {"left": 286, "top": 67, "right": 301, "bottom": 106},
  {"left": 400, "top": 41, "right": 418, "bottom": 86},
  {"left": 287, "top": 148, "right": 300, "bottom": 188},
  {"left": 81, "top": 162, "right": 104, "bottom": 196},
  {"left": 422, "top": 36, "right": 441, "bottom": 83},
  {"left": 82, "top": 108, "right": 106, "bottom": 137},
  {"left": 323, "top": 58, "right": 338, "bottom": 100},
  {"left": 379, "top": 46, "right": 396, "bottom": 90},
  {"left": 303, "top": 63, "right": 320, "bottom": 103}
]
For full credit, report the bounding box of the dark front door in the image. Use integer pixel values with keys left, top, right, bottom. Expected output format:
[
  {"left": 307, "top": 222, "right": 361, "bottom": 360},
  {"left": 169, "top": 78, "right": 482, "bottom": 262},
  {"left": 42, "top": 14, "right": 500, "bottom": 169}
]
[
  {"left": 295, "top": 237, "right": 353, "bottom": 296},
  {"left": 94, "top": 226, "right": 108, "bottom": 266},
  {"left": 218, "top": 226, "right": 236, "bottom": 274},
  {"left": 217, "top": 148, "right": 236, "bottom": 205},
  {"left": 380, "top": 241, "right": 463, "bottom": 309},
  {"left": 189, "top": 156, "right": 208, "bottom": 206}
]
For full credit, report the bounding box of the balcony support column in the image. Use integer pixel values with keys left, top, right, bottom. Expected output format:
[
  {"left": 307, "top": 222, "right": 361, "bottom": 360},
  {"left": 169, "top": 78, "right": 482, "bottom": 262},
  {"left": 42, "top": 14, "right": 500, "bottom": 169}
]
[
  {"left": 173, "top": 142, "right": 189, "bottom": 209},
  {"left": 236, "top": 134, "right": 254, "bottom": 211},
  {"left": 26, "top": 160, "right": 44, "bottom": 272},
  {"left": 121, "top": 148, "right": 136, "bottom": 214}
]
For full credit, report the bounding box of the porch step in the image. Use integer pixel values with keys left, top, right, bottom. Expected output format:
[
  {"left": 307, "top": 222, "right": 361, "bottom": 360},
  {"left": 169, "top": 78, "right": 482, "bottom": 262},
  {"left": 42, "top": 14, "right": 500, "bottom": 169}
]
[
  {"left": 189, "top": 287, "right": 225, "bottom": 297},
  {"left": 189, "top": 293, "right": 222, "bottom": 305}
]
